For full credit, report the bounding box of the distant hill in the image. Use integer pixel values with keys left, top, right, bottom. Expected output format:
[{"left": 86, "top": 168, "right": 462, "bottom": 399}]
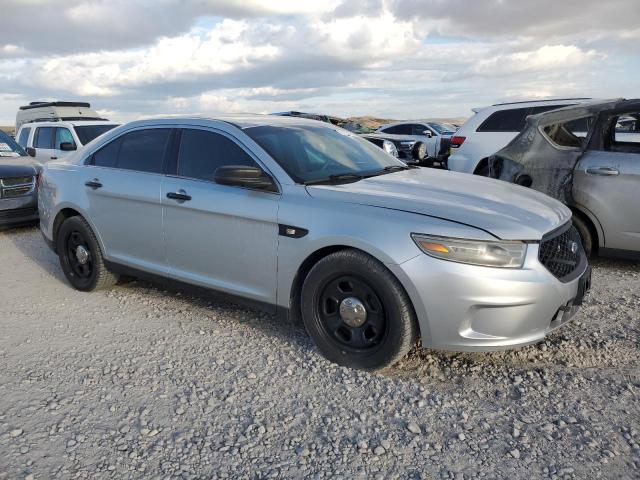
[{"left": 0, "top": 126, "right": 13, "bottom": 136}]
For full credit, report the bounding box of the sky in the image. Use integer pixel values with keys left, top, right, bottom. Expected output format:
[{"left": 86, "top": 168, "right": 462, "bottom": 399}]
[{"left": 0, "top": 0, "right": 638, "bottom": 125}]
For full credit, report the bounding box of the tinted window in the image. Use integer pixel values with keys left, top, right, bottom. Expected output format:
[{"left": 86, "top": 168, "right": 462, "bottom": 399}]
[
  {"left": 382, "top": 125, "right": 411, "bottom": 135},
  {"left": 91, "top": 137, "right": 122, "bottom": 168},
  {"left": 17, "top": 128, "right": 30, "bottom": 148},
  {"left": 245, "top": 125, "right": 403, "bottom": 184},
  {"left": 116, "top": 129, "right": 171, "bottom": 173},
  {"left": 411, "top": 124, "right": 427, "bottom": 135},
  {"left": 75, "top": 124, "right": 118, "bottom": 145},
  {"left": 177, "top": 129, "right": 257, "bottom": 182},
  {"left": 35, "top": 127, "right": 54, "bottom": 148},
  {"left": 477, "top": 108, "right": 529, "bottom": 132},
  {"left": 55, "top": 128, "right": 75, "bottom": 150}
]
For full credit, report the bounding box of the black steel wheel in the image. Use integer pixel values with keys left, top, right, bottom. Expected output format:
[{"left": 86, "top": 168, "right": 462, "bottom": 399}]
[
  {"left": 316, "top": 274, "right": 387, "bottom": 353},
  {"left": 301, "top": 249, "right": 418, "bottom": 370},
  {"left": 57, "top": 216, "right": 118, "bottom": 291}
]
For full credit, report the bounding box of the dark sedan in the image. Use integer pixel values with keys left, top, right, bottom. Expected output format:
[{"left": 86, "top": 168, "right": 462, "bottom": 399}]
[{"left": 0, "top": 130, "right": 39, "bottom": 228}]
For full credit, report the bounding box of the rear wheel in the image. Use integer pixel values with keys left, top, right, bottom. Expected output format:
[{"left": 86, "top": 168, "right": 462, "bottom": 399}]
[
  {"left": 57, "top": 216, "right": 118, "bottom": 291},
  {"left": 573, "top": 215, "right": 594, "bottom": 257},
  {"left": 301, "top": 249, "right": 418, "bottom": 370}
]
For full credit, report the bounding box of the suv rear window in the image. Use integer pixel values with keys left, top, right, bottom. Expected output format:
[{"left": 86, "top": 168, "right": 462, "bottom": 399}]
[{"left": 477, "top": 105, "right": 571, "bottom": 132}]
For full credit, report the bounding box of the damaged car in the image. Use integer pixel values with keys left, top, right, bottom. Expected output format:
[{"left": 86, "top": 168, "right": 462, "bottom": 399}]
[
  {"left": 359, "top": 133, "right": 429, "bottom": 166},
  {"left": 489, "top": 99, "right": 640, "bottom": 257}
]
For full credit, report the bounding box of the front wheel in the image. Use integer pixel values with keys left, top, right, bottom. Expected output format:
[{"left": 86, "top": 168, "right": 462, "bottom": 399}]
[
  {"left": 57, "top": 216, "right": 118, "bottom": 291},
  {"left": 301, "top": 249, "right": 418, "bottom": 370}
]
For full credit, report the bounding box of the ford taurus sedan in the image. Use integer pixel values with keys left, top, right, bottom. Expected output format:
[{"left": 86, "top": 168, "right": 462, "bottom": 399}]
[{"left": 39, "top": 116, "right": 591, "bottom": 370}]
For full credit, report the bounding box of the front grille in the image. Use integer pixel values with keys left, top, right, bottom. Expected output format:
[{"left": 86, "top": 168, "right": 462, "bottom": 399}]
[
  {"left": 0, "top": 176, "right": 35, "bottom": 199},
  {"left": 539, "top": 223, "right": 585, "bottom": 282}
]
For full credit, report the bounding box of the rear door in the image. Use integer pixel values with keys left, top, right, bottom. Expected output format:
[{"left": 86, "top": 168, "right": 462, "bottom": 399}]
[
  {"left": 83, "top": 127, "right": 172, "bottom": 273},
  {"left": 162, "top": 127, "right": 280, "bottom": 304},
  {"left": 574, "top": 111, "right": 640, "bottom": 251}
]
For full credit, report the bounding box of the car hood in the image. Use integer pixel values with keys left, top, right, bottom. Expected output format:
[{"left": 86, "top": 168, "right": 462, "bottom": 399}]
[
  {"left": 0, "top": 156, "right": 39, "bottom": 177},
  {"left": 305, "top": 168, "right": 571, "bottom": 240}
]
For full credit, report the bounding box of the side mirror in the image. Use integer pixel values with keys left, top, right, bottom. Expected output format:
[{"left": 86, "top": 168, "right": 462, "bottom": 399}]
[
  {"left": 422, "top": 130, "right": 433, "bottom": 138},
  {"left": 25, "top": 147, "right": 36, "bottom": 157},
  {"left": 60, "top": 142, "right": 77, "bottom": 152},
  {"left": 214, "top": 165, "right": 277, "bottom": 192}
]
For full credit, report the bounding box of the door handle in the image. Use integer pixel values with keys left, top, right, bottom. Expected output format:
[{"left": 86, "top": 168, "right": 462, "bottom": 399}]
[
  {"left": 85, "top": 179, "right": 103, "bottom": 189},
  {"left": 50, "top": 156, "right": 58, "bottom": 160},
  {"left": 166, "top": 190, "right": 192, "bottom": 202},
  {"left": 586, "top": 167, "right": 619, "bottom": 176}
]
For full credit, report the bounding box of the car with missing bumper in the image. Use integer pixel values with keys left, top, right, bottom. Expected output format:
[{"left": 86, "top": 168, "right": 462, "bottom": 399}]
[
  {"left": 0, "top": 130, "right": 39, "bottom": 228},
  {"left": 39, "top": 115, "right": 590, "bottom": 370}
]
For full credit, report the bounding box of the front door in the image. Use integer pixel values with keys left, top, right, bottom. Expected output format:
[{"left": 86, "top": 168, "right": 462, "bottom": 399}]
[
  {"left": 162, "top": 127, "right": 280, "bottom": 304},
  {"left": 32, "top": 126, "right": 56, "bottom": 162},
  {"left": 574, "top": 112, "right": 640, "bottom": 251}
]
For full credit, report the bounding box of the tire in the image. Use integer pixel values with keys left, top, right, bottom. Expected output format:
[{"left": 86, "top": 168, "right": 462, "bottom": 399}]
[
  {"left": 301, "top": 249, "right": 418, "bottom": 371},
  {"left": 573, "top": 215, "right": 594, "bottom": 257},
  {"left": 57, "top": 216, "right": 118, "bottom": 291}
]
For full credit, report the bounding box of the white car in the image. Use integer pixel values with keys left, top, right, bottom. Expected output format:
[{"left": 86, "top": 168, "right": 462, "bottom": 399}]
[
  {"left": 376, "top": 121, "right": 457, "bottom": 160},
  {"left": 16, "top": 121, "right": 119, "bottom": 163},
  {"left": 448, "top": 99, "right": 593, "bottom": 175}
]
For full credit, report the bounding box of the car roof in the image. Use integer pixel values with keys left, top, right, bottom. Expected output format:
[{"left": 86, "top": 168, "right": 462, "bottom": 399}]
[
  {"left": 472, "top": 98, "right": 595, "bottom": 113},
  {"left": 526, "top": 98, "right": 636, "bottom": 125},
  {"left": 19, "top": 120, "right": 120, "bottom": 129},
  {"left": 120, "top": 114, "right": 335, "bottom": 130}
]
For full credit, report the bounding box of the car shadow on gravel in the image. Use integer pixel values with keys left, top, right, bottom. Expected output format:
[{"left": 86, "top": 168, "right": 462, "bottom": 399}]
[{"left": 5, "top": 225, "right": 68, "bottom": 282}]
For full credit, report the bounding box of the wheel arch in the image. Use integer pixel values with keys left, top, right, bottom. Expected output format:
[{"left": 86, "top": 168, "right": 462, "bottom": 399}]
[
  {"left": 52, "top": 207, "right": 83, "bottom": 254},
  {"left": 473, "top": 157, "right": 489, "bottom": 175},
  {"left": 570, "top": 205, "right": 603, "bottom": 250},
  {"left": 287, "top": 245, "right": 420, "bottom": 336}
]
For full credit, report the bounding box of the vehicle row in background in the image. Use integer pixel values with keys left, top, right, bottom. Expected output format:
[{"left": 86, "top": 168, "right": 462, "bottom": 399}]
[
  {"left": 490, "top": 99, "right": 640, "bottom": 258},
  {"left": 375, "top": 120, "right": 456, "bottom": 165},
  {"left": 448, "top": 98, "right": 594, "bottom": 175},
  {"left": 0, "top": 130, "right": 39, "bottom": 228}
]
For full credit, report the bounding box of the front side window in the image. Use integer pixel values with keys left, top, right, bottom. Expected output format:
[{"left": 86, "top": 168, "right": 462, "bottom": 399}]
[
  {"left": 177, "top": 129, "right": 257, "bottom": 182},
  {"left": 611, "top": 112, "right": 640, "bottom": 152},
  {"left": 17, "top": 128, "right": 30, "bottom": 148},
  {"left": 91, "top": 137, "right": 121, "bottom": 168},
  {"left": 116, "top": 129, "right": 171, "bottom": 173},
  {"left": 382, "top": 125, "right": 411, "bottom": 135},
  {"left": 35, "top": 127, "right": 54, "bottom": 149},
  {"left": 411, "top": 124, "right": 428, "bottom": 136},
  {"left": 55, "top": 128, "right": 75, "bottom": 150},
  {"left": 245, "top": 125, "right": 404, "bottom": 184}
]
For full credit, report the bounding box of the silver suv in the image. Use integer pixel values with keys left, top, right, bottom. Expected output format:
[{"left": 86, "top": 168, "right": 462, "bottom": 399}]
[{"left": 39, "top": 116, "right": 591, "bottom": 370}]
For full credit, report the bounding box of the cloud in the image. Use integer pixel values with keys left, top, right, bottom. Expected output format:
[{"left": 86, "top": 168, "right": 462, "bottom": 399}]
[{"left": 0, "top": 0, "right": 638, "bottom": 125}]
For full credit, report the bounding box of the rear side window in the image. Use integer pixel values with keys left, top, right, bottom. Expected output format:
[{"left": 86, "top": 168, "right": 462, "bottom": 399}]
[
  {"left": 543, "top": 116, "right": 592, "bottom": 149},
  {"left": 35, "top": 127, "right": 54, "bottom": 148},
  {"left": 177, "top": 129, "right": 257, "bottom": 182},
  {"left": 116, "top": 129, "right": 171, "bottom": 174},
  {"left": 477, "top": 105, "right": 571, "bottom": 132},
  {"left": 17, "top": 128, "right": 30, "bottom": 147},
  {"left": 476, "top": 108, "right": 530, "bottom": 132}
]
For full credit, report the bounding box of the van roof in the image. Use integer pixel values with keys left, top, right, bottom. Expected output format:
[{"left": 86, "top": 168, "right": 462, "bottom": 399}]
[{"left": 19, "top": 101, "right": 91, "bottom": 111}]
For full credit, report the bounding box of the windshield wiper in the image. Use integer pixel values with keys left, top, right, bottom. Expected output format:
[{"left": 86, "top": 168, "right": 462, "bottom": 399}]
[{"left": 304, "top": 173, "right": 366, "bottom": 186}]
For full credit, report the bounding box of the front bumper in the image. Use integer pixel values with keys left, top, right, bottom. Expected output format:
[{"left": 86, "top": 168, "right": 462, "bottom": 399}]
[
  {"left": 0, "top": 195, "right": 39, "bottom": 228},
  {"left": 388, "top": 243, "right": 588, "bottom": 351}
]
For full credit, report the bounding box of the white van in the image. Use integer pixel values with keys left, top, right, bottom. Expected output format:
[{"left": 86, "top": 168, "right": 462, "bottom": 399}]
[
  {"left": 15, "top": 101, "right": 107, "bottom": 132},
  {"left": 16, "top": 121, "right": 119, "bottom": 163}
]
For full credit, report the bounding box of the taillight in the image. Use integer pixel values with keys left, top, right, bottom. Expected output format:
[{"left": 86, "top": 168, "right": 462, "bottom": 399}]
[{"left": 450, "top": 136, "right": 466, "bottom": 148}]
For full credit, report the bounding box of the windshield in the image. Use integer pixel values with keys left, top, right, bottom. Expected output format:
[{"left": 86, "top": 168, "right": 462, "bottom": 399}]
[
  {"left": 245, "top": 125, "right": 405, "bottom": 184},
  {"left": 0, "top": 130, "right": 26, "bottom": 157},
  {"left": 427, "top": 123, "right": 457, "bottom": 134},
  {"left": 74, "top": 124, "right": 118, "bottom": 145}
]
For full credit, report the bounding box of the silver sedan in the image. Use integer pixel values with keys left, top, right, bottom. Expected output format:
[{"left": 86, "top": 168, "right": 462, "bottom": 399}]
[{"left": 38, "top": 115, "right": 591, "bottom": 370}]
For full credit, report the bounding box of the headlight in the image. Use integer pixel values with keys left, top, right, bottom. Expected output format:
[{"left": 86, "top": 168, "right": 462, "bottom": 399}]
[
  {"left": 411, "top": 234, "right": 527, "bottom": 268},
  {"left": 382, "top": 140, "right": 398, "bottom": 157}
]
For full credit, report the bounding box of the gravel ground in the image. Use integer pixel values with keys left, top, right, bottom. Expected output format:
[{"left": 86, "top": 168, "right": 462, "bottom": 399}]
[{"left": 1, "top": 226, "right": 638, "bottom": 480}]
